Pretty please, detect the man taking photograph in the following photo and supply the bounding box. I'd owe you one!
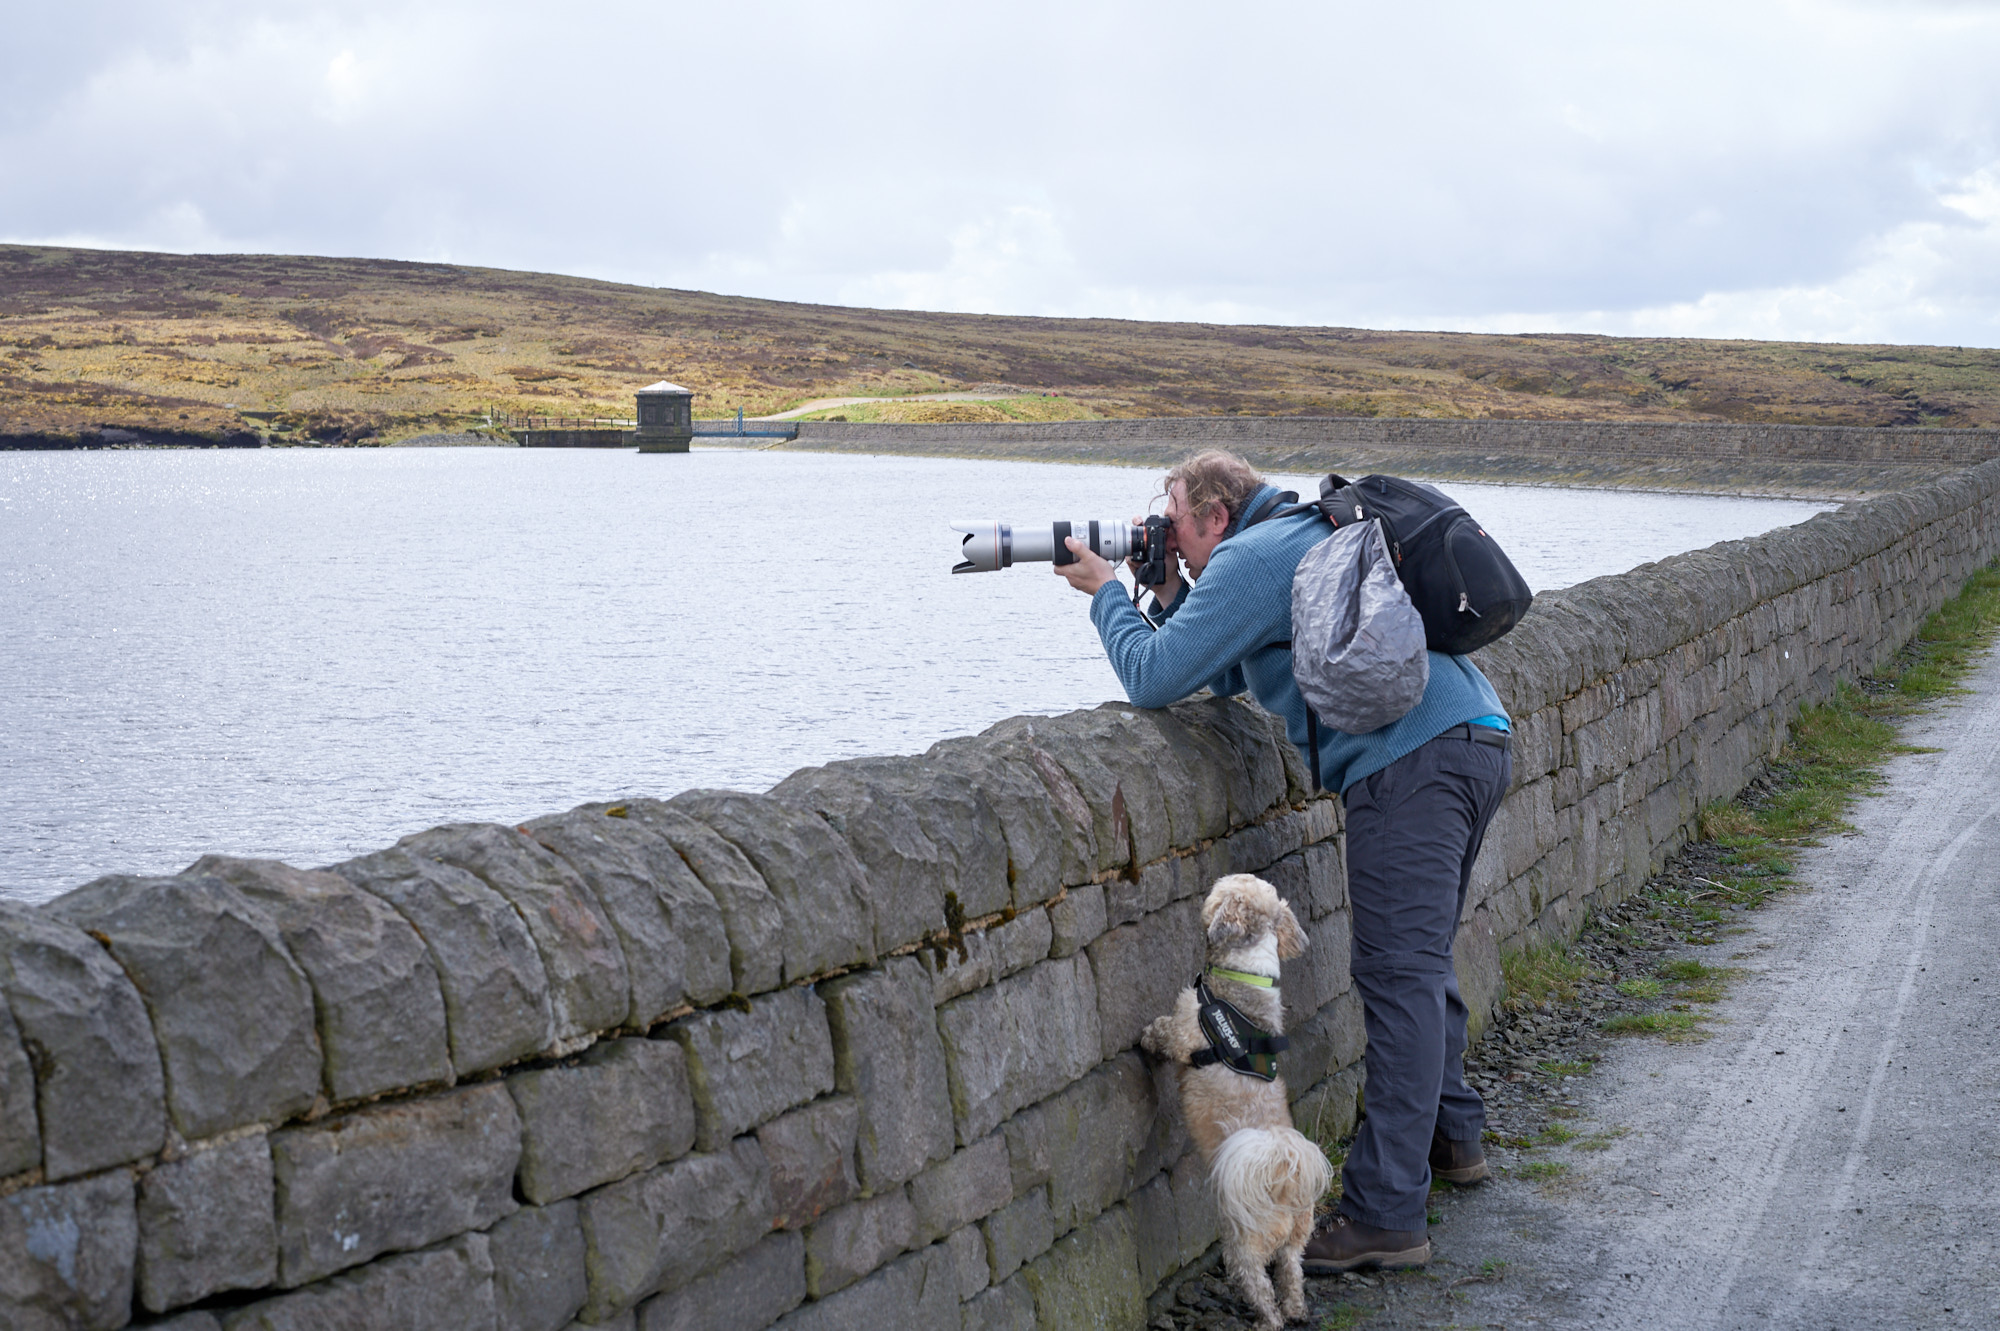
[1053,449,1513,1273]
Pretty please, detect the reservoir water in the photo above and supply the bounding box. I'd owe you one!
[1,448,1834,903]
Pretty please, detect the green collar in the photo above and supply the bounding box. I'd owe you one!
[1207,966,1276,988]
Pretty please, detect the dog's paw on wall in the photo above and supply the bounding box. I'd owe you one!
[1149,875,1333,1329]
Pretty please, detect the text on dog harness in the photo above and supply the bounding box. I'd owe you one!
[1189,974,1289,1081]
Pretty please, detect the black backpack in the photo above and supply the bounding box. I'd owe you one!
[1248,473,1533,654]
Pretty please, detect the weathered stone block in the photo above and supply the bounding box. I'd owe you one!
[1017,1204,1143,1331]
[1045,884,1106,960]
[669,985,836,1152]
[138,1130,276,1313]
[1103,855,1177,931]
[1281,1000,1337,1092]
[46,873,320,1141]
[1166,1149,1219,1271]
[985,714,1156,873]
[331,846,554,1076]
[188,856,453,1103]
[1223,813,1306,880]
[1514,705,1560,780]
[985,905,1052,978]
[942,1223,989,1301]
[0,903,172,1175]
[271,1083,521,1286]
[0,1170,136,1331]
[0,990,39,1177]
[1177,839,1233,903]
[907,1133,1011,1248]
[636,1230,805,1331]
[488,1200,586,1331]
[1281,910,1348,1027]
[1087,898,1202,1060]
[961,1275,1036,1331]
[1003,1054,1172,1235]
[1256,838,1344,924]
[772,1243,956,1331]
[1129,708,1237,842]
[1127,1173,1177,1290]
[1092,704,1211,851]
[929,908,1053,1006]
[1303,839,1346,916]
[222,1231,497,1331]
[666,791,876,981]
[0,906,165,1181]
[980,1187,1053,1284]
[803,1187,915,1296]
[1293,1065,1365,1147]
[921,738,1086,906]
[509,1038,695,1204]
[774,758,1009,950]
[566,1315,632,1331]
[938,956,1100,1145]
[1317,987,1367,1071]
[525,808,734,1015]
[821,957,954,1188]
[587,798,785,996]
[1169,696,1290,827]
[1025,726,1152,871]
[1454,906,1504,1039]
[576,1137,773,1322]
[758,1096,860,1230]
[397,825,630,1042]
[149,1313,222,1330]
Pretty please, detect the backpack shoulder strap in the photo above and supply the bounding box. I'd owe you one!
[1237,489,1299,530]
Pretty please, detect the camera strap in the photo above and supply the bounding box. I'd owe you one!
[1189,974,1288,1081]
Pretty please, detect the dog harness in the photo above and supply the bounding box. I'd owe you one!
[1190,968,1289,1081]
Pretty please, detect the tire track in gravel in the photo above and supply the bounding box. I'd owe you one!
[1315,645,2000,1331]
[1504,645,2000,1331]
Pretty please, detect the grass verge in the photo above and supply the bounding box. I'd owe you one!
[1601,557,2000,1033]
[1697,558,2000,886]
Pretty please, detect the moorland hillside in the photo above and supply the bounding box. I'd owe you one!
[4,244,1997,444]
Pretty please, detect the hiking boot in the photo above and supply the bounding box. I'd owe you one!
[1301,1214,1430,1275]
[1430,1129,1490,1186]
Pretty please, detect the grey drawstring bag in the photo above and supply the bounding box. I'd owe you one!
[1290,520,1429,735]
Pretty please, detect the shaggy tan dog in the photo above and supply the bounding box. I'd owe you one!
[1141,874,1333,1330]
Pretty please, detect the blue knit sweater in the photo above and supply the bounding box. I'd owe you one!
[1088,484,1509,794]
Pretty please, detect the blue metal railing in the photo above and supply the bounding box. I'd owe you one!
[691,408,797,440]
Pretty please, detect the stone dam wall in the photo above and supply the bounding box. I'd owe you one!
[777,417,2000,499]
[4,459,1998,1330]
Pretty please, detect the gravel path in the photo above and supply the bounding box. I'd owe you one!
[1159,646,2000,1331]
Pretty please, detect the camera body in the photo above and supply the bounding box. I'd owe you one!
[952,514,1171,585]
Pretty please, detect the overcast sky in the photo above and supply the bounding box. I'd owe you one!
[4,0,1998,346]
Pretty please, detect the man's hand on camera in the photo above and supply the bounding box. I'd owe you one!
[1054,538,1117,595]
[1131,556,1182,608]
[1128,511,1182,607]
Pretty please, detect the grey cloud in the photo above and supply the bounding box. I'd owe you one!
[2,0,1998,345]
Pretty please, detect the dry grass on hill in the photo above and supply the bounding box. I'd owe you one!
[4,243,1999,444]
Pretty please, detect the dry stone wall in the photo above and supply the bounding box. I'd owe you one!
[791,416,2000,467]
[4,460,1998,1331]
[783,417,2000,498]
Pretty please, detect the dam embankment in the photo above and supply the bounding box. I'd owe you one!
[773,417,2000,499]
[4,459,1998,1330]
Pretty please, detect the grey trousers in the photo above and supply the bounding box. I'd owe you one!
[1336,729,1511,1232]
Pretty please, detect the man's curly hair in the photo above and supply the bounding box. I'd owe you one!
[1163,450,1266,529]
